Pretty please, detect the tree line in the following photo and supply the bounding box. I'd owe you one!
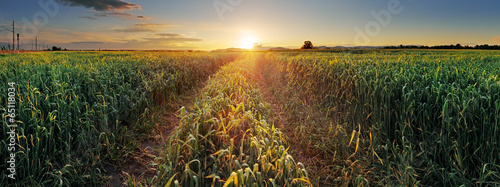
[385,44,500,50]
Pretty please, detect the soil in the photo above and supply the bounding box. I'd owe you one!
[254,54,331,186]
[105,83,206,187]
[106,54,327,186]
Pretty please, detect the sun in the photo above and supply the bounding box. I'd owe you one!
[240,37,259,49]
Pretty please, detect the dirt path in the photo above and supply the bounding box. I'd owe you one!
[255,54,317,172]
[106,82,206,187]
[255,56,287,130]
[255,54,331,186]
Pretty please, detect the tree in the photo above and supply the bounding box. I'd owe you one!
[301,41,313,49]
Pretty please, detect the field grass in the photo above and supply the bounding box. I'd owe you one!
[0,51,237,186]
[154,53,310,186]
[262,49,500,186]
[1,50,499,186]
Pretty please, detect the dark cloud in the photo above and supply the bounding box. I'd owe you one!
[69,41,104,45]
[94,12,133,18]
[79,16,97,20]
[89,12,149,20]
[56,0,140,11]
[136,16,150,19]
[113,23,175,33]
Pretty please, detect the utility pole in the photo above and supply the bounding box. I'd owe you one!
[36,37,37,51]
[12,21,15,51]
[17,34,19,50]
[0,21,15,51]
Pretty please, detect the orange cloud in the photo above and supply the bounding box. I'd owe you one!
[112,23,178,33]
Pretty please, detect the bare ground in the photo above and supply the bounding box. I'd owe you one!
[106,54,330,186]
[105,83,206,187]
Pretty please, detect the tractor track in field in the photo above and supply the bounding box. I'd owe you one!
[255,54,333,186]
[108,54,319,186]
[255,55,320,182]
[255,55,288,130]
[106,82,206,187]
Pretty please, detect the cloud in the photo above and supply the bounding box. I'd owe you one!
[56,0,140,11]
[56,0,144,19]
[144,33,202,43]
[78,12,149,20]
[57,34,202,50]
[136,16,150,19]
[492,36,500,43]
[21,27,122,45]
[79,16,97,20]
[94,11,133,18]
[155,33,184,38]
[0,25,203,50]
[136,23,168,27]
[112,23,177,33]
[69,41,104,45]
[156,33,183,38]
[144,37,202,43]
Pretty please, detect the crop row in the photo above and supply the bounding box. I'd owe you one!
[263,50,500,186]
[156,54,311,186]
[0,52,238,186]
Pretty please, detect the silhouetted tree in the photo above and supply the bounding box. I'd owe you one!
[384,43,500,50]
[301,41,313,49]
[52,46,61,51]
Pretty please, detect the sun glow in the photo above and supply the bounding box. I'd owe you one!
[240,37,259,49]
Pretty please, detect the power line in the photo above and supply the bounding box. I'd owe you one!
[0,21,15,51]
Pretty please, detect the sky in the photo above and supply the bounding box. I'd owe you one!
[0,0,499,50]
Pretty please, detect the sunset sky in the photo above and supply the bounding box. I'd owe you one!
[0,0,499,50]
